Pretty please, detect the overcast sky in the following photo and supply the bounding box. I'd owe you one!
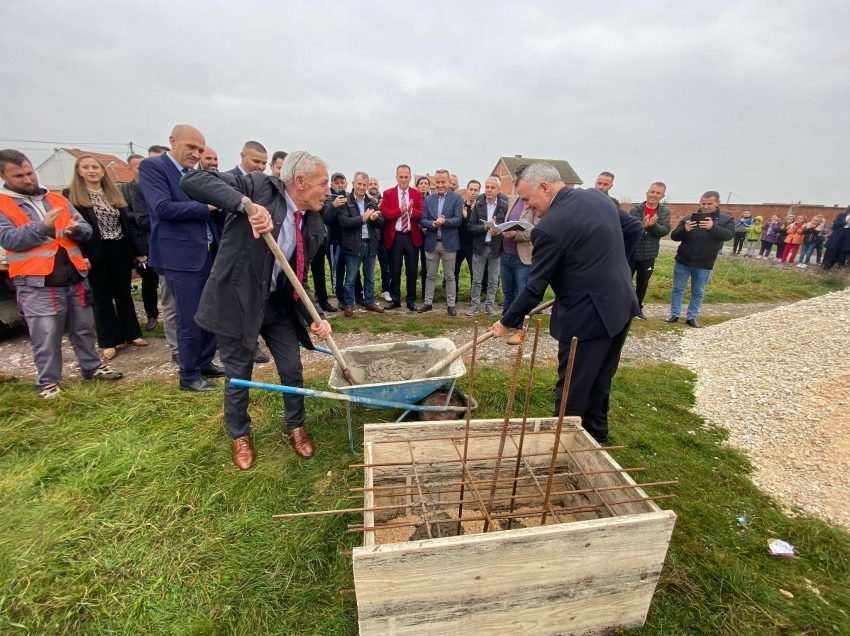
[2,1,848,205]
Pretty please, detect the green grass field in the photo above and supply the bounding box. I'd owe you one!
[2,364,848,635]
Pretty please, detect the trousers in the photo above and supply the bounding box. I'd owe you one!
[217,299,305,439]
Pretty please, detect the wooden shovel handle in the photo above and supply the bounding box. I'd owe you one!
[242,197,356,385]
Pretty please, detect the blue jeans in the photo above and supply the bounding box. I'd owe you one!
[800,241,818,264]
[500,253,529,316]
[343,242,375,307]
[670,261,712,321]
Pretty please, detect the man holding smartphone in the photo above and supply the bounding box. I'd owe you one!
[666,190,734,327]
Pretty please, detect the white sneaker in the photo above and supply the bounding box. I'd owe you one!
[381,291,392,303]
[39,384,61,399]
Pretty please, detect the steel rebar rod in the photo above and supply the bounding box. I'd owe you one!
[508,319,542,529]
[541,336,579,525]
[483,317,528,532]
[450,439,494,529]
[407,441,433,539]
[456,324,479,535]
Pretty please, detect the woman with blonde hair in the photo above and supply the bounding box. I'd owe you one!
[64,155,145,359]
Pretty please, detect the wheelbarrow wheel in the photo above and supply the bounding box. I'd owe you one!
[418,388,471,421]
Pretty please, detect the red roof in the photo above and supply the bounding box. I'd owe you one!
[62,148,134,183]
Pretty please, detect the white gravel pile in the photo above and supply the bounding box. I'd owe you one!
[676,289,850,529]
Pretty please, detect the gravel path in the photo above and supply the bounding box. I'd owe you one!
[676,290,850,530]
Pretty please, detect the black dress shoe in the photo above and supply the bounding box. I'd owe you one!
[686,318,701,328]
[447,306,457,316]
[253,349,270,364]
[406,302,416,311]
[201,363,226,378]
[319,301,338,313]
[144,316,158,331]
[664,316,679,323]
[417,304,433,313]
[180,377,216,392]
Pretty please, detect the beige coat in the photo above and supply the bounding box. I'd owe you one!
[506,195,538,265]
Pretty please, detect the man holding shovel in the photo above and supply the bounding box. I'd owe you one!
[182,151,332,469]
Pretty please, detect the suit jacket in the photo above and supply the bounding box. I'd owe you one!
[120,181,153,257]
[138,154,218,271]
[337,192,384,257]
[468,194,509,255]
[420,191,463,252]
[380,186,423,249]
[225,166,244,176]
[502,187,639,341]
[181,169,326,350]
[504,196,538,265]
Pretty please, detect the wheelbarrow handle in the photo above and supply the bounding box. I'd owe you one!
[241,196,356,385]
[229,378,471,412]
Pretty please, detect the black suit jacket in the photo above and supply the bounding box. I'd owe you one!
[502,187,640,341]
[180,170,326,350]
[468,194,508,255]
[336,193,383,257]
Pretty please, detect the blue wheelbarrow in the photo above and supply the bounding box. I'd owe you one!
[230,337,477,452]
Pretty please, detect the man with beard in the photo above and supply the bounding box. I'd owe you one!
[0,149,122,398]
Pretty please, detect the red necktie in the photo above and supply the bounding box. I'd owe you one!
[400,190,410,232]
[293,210,305,300]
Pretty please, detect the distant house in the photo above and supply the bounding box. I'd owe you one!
[36,148,134,191]
[490,154,583,196]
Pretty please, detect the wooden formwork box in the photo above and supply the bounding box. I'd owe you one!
[352,417,676,636]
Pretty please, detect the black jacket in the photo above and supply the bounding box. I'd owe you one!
[502,187,639,341]
[61,188,138,266]
[337,192,383,257]
[628,202,671,261]
[180,170,326,350]
[322,189,347,245]
[468,194,508,255]
[120,181,153,257]
[670,209,735,270]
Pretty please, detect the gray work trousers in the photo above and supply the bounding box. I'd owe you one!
[470,245,500,310]
[16,281,102,388]
[160,276,178,354]
[217,299,305,439]
[424,242,457,306]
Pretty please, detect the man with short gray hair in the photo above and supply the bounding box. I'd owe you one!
[492,162,641,443]
[182,150,333,468]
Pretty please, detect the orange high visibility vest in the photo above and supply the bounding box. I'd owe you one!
[0,192,89,278]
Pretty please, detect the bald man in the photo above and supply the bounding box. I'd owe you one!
[139,124,224,392]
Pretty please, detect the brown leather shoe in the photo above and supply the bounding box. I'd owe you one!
[365,303,385,313]
[506,330,525,346]
[343,306,354,317]
[231,435,255,470]
[287,426,314,459]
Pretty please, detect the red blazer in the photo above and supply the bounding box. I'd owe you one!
[380,186,423,249]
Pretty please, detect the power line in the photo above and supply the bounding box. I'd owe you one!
[0,137,140,147]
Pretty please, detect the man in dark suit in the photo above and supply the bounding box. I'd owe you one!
[181,151,332,468]
[138,124,224,392]
[493,163,642,443]
[418,169,463,315]
[226,140,267,177]
[466,176,507,315]
[380,164,423,311]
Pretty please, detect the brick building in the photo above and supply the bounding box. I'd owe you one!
[490,155,583,196]
[36,147,134,191]
[664,202,847,227]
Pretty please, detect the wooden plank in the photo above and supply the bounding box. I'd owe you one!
[363,417,582,444]
[354,510,676,636]
[363,443,376,547]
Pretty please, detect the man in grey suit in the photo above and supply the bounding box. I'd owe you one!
[418,169,463,315]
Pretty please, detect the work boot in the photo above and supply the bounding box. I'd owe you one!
[506,330,524,346]
[288,426,314,459]
[231,435,255,470]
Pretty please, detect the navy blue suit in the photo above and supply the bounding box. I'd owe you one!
[502,187,640,442]
[138,154,218,381]
[420,191,463,252]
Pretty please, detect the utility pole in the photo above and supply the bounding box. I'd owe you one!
[128,141,135,156]
[726,191,733,204]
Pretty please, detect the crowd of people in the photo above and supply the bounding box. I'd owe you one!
[2,126,848,470]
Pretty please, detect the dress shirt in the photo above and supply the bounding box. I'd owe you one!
[436,193,445,240]
[485,198,497,243]
[271,190,297,290]
[395,187,411,232]
[356,196,369,239]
